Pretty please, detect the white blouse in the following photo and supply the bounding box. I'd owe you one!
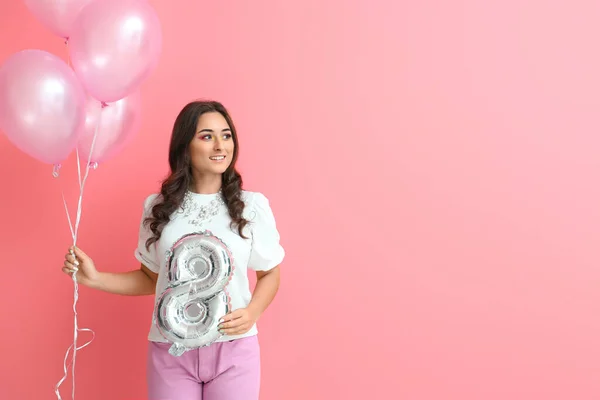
[135,190,285,343]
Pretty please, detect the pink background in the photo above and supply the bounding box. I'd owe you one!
[1,1,600,399]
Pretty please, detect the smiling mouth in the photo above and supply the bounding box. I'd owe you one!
[209,155,226,161]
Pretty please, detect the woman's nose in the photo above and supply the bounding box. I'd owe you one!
[213,138,223,151]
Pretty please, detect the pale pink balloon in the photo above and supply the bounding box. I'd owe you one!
[24,0,96,39]
[77,91,142,164]
[69,0,162,103]
[0,50,86,165]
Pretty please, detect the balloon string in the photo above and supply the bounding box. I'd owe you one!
[76,149,82,190]
[54,106,103,400]
[65,38,82,188]
[65,39,72,68]
[66,37,81,191]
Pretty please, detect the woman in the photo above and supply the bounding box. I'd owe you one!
[62,100,285,400]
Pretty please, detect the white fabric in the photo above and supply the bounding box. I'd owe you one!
[134,190,285,343]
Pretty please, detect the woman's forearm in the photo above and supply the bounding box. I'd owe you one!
[91,269,156,296]
[247,266,280,318]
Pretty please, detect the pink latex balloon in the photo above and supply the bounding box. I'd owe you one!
[24,0,96,39]
[0,50,86,165]
[69,0,162,103]
[77,91,142,164]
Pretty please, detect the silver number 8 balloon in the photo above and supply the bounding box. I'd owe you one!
[154,231,234,356]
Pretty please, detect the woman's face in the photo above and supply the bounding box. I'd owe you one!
[189,111,235,176]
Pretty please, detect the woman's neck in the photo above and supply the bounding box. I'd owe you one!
[189,173,222,194]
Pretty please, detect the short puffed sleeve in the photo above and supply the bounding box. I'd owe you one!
[134,194,160,273]
[247,192,285,271]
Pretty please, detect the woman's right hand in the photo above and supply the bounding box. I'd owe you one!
[62,246,100,288]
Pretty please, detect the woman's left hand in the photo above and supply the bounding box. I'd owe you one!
[219,307,259,336]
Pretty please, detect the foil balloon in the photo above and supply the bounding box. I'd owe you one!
[155,231,234,356]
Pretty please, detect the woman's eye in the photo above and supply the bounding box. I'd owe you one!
[223,133,232,139]
[201,134,212,140]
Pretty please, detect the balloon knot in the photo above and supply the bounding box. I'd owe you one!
[52,164,62,178]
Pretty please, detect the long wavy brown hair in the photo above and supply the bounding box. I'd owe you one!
[144,100,248,249]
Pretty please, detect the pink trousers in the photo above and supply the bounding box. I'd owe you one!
[146,336,261,400]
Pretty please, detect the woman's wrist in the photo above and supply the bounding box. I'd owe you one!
[86,271,104,290]
[246,302,263,322]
